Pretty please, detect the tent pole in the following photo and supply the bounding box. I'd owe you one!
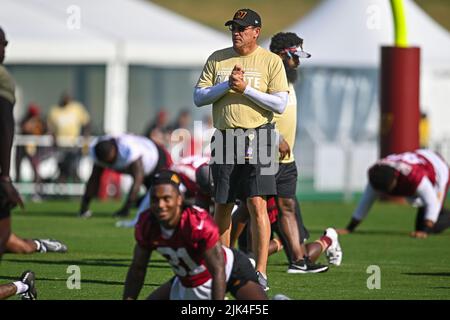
[104,43,128,134]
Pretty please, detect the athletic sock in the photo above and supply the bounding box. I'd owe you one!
[33,240,42,252]
[13,281,29,294]
[320,235,332,250]
[273,238,283,252]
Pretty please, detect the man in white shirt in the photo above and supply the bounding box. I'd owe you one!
[79,134,172,218]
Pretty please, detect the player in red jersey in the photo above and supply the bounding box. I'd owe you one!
[115,155,212,228]
[169,155,212,210]
[123,170,267,300]
[231,197,340,270]
[339,149,450,238]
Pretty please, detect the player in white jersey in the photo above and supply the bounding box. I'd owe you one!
[116,155,211,228]
[79,134,172,218]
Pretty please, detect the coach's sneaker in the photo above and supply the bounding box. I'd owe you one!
[287,256,329,274]
[324,227,343,266]
[256,271,269,292]
[35,239,68,253]
[19,270,37,300]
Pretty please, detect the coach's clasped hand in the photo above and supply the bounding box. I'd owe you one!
[229,64,247,93]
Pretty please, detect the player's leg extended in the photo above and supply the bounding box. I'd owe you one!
[306,228,342,266]
[5,233,38,254]
[305,240,328,262]
[0,283,17,300]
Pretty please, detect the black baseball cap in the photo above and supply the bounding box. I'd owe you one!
[225,9,262,28]
[153,170,181,189]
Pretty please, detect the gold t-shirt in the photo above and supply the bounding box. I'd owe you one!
[48,101,90,144]
[273,83,297,163]
[0,65,16,105]
[196,46,289,129]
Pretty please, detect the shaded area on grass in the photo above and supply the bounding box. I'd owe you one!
[2,258,170,269]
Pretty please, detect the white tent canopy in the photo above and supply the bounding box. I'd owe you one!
[1,0,230,134]
[278,0,450,67]
[2,0,116,64]
[17,0,230,67]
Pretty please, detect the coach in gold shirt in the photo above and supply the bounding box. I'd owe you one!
[194,9,289,291]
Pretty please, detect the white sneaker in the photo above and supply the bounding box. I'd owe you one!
[324,228,343,266]
[36,239,68,253]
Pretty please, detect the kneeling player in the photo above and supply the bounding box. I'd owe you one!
[123,171,267,300]
[231,197,342,272]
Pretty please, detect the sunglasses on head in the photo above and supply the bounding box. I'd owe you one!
[228,24,254,32]
[284,47,311,59]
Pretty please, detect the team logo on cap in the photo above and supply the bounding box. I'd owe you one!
[234,10,248,20]
[171,174,180,184]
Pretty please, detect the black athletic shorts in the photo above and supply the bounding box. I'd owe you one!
[226,248,259,296]
[275,161,298,198]
[210,123,277,203]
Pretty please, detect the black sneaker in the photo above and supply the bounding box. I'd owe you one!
[256,271,269,291]
[35,239,68,253]
[287,257,329,274]
[19,270,37,300]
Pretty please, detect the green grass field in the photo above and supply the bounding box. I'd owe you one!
[1,199,450,300]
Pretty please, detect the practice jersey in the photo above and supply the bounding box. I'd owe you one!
[196,46,289,129]
[378,150,448,197]
[0,65,15,105]
[273,83,297,163]
[266,196,279,224]
[90,134,159,176]
[135,205,225,287]
[170,155,209,198]
[353,149,450,223]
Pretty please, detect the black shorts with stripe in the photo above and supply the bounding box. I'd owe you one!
[226,248,259,296]
[210,123,277,203]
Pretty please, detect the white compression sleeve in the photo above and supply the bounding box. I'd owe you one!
[193,82,230,107]
[416,177,441,223]
[243,86,288,114]
[352,184,378,221]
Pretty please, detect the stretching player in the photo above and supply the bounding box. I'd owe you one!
[79,133,172,218]
[339,149,450,238]
[231,197,342,272]
[123,171,268,300]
